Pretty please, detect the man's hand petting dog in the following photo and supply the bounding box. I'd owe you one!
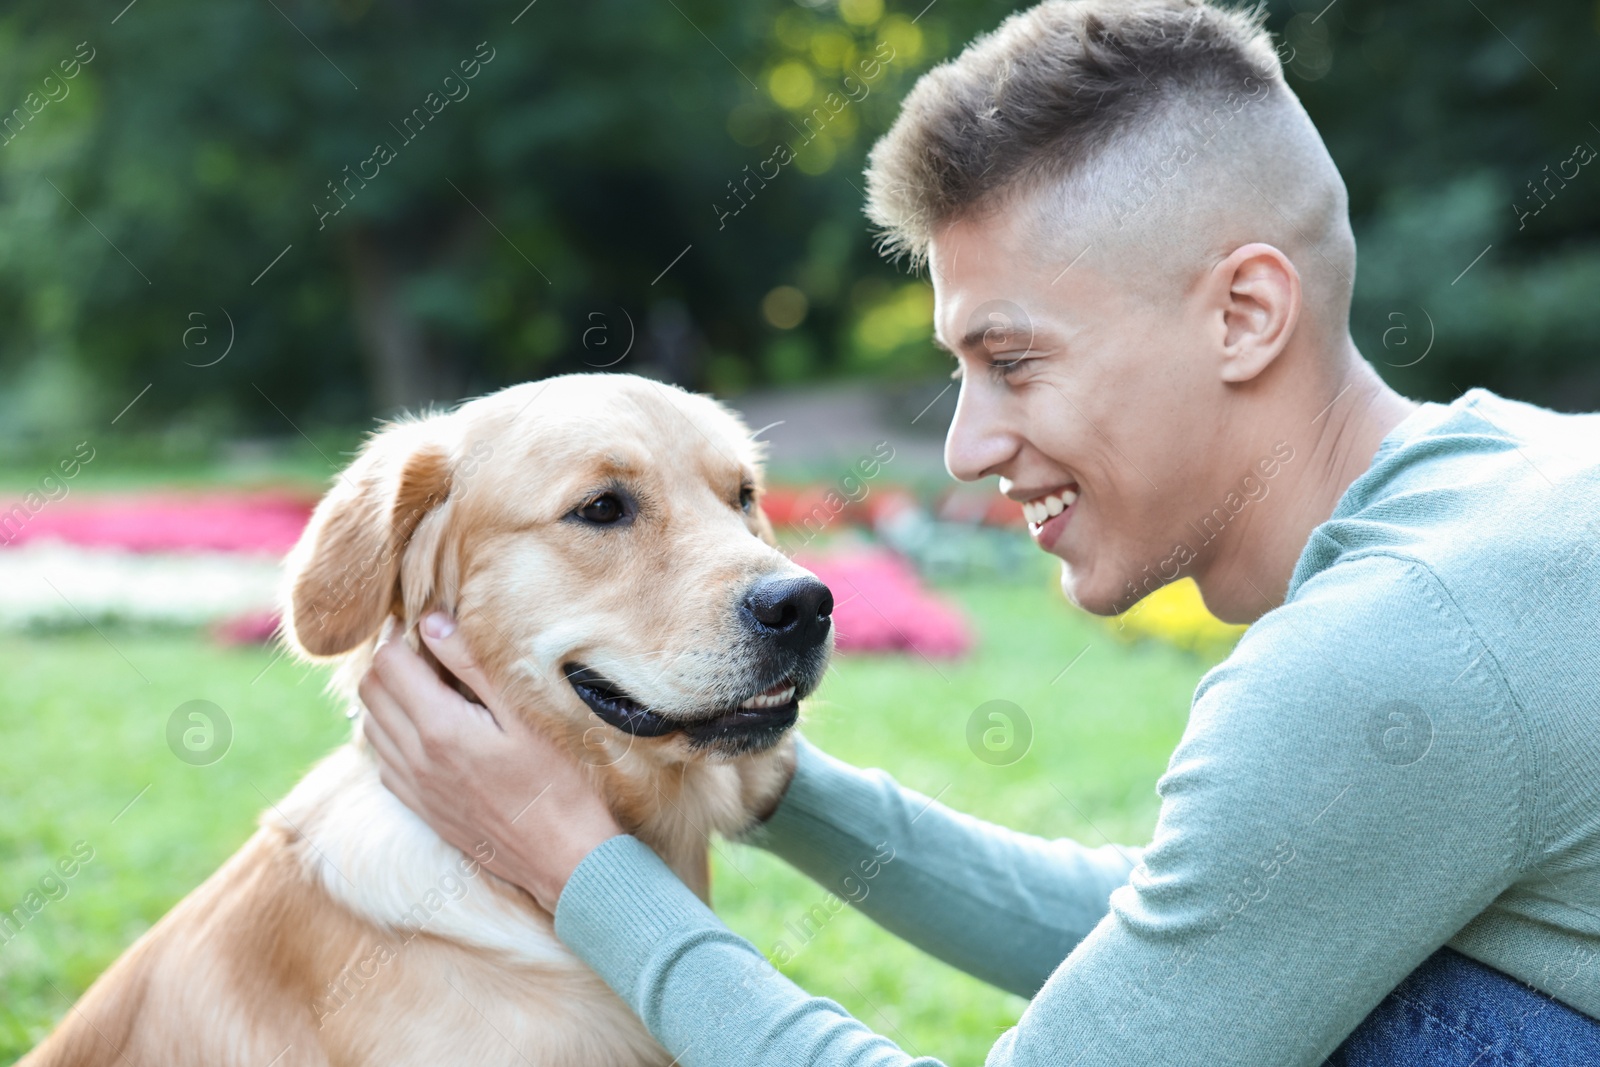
[359,611,624,914]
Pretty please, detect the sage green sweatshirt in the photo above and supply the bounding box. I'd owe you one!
[554,388,1600,1065]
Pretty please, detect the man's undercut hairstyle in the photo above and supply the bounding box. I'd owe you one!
[866,0,1356,327]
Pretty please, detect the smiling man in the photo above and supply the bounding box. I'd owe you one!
[359,1,1600,1064]
[902,0,1409,626]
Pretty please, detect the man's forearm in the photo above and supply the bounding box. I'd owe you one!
[741,738,1139,998]
[557,835,943,1066]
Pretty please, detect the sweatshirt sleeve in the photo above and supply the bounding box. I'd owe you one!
[554,552,1531,1067]
[737,736,1140,998]
[556,834,941,1066]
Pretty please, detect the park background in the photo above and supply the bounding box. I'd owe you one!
[2,0,1597,1060]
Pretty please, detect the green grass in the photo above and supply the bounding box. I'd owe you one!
[0,577,1223,1064]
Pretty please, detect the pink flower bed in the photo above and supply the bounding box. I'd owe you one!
[1,492,972,659]
[797,549,971,659]
[0,492,315,554]
[215,550,972,657]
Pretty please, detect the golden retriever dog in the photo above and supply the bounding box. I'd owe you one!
[24,373,834,1066]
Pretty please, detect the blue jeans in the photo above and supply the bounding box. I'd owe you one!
[1327,946,1600,1066]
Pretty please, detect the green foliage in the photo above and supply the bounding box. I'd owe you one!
[0,0,969,438]
[0,0,1595,441]
[0,578,1212,1062]
[1281,0,1600,406]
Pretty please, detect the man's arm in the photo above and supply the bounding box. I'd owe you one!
[554,553,1530,1066]
[740,737,1140,998]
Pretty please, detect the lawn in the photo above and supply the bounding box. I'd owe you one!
[0,574,1224,1064]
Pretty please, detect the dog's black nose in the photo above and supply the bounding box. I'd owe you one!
[742,575,833,651]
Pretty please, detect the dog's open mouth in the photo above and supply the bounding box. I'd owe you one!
[563,663,800,747]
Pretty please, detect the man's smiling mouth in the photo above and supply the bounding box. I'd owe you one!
[1020,484,1079,528]
[563,663,799,745]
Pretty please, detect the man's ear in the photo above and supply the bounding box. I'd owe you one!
[282,418,454,658]
[1213,242,1301,383]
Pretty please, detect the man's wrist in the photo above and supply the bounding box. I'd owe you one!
[535,811,624,913]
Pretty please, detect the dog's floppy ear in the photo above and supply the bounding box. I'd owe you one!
[282,418,453,658]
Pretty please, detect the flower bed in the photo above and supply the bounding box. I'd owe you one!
[0,490,974,658]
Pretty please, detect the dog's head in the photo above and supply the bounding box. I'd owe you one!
[281,374,831,775]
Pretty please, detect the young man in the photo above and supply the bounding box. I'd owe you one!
[360,1,1600,1062]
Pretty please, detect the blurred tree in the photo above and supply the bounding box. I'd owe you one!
[0,0,1594,442]
[1277,0,1600,407]
[0,0,963,434]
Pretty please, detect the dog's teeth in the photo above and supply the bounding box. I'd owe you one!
[1044,494,1064,517]
[739,686,796,710]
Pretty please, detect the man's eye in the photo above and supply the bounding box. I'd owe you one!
[576,492,625,525]
[989,357,1026,379]
[739,485,756,513]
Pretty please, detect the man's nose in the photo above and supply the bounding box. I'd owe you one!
[945,380,1018,482]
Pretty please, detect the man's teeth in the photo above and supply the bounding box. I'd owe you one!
[1022,489,1078,526]
[740,684,796,710]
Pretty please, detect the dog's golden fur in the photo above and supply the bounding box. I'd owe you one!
[24,374,823,1066]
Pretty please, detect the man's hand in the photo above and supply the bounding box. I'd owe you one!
[358,612,623,913]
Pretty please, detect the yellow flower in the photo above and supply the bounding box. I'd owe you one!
[1104,577,1246,658]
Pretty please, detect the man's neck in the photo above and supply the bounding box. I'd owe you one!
[1198,351,1419,624]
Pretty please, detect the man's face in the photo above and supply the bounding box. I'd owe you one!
[932,207,1227,615]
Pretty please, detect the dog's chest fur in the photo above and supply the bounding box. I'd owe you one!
[262,743,753,1066]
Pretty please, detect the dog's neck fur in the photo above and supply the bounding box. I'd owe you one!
[297,635,788,965]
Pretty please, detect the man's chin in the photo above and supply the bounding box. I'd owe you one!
[1056,561,1128,618]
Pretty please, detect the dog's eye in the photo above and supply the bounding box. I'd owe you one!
[576,493,625,525]
[739,485,756,514]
